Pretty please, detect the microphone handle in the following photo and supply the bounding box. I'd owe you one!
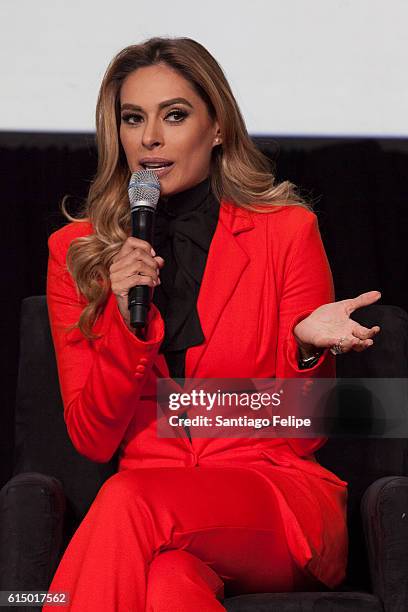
[128,206,156,329]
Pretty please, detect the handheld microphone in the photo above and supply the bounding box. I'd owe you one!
[127,170,161,329]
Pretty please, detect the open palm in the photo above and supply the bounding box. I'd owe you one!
[294,291,381,354]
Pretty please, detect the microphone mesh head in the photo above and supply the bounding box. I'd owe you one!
[128,170,161,211]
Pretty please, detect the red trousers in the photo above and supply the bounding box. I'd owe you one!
[43,466,318,611]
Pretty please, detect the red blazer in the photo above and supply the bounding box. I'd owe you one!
[47,199,348,588]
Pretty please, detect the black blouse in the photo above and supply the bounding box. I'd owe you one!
[152,176,220,382]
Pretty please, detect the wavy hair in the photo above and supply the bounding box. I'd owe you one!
[61,36,312,338]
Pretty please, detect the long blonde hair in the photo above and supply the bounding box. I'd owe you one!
[61,36,311,339]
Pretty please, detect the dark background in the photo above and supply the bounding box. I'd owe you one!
[1,133,407,490]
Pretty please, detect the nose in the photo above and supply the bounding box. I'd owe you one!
[142,118,163,149]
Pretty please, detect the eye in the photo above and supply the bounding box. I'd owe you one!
[165,109,188,122]
[121,113,142,125]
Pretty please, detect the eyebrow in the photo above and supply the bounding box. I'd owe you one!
[120,97,194,112]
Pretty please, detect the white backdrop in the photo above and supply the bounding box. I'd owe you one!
[1,0,406,136]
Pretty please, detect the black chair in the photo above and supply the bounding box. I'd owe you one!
[1,296,408,611]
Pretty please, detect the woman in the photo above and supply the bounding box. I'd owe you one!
[44,37,380,611]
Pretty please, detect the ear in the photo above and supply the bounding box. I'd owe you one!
[212,121,222,147]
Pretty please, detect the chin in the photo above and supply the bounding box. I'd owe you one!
[159,178,184,197]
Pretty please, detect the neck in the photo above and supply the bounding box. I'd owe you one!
[158,176,212,216]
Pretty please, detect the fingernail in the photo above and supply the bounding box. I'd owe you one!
[151,248,156,256]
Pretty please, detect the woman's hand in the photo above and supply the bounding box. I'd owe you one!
[293,290,382,356]
[109,237,165,328]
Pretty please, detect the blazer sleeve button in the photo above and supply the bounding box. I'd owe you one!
[135,364,146,373]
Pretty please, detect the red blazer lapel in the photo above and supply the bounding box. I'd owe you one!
[152,199,255,382]
[185,199,254,380]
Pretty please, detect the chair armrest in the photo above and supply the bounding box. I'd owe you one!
[361,475,408,612]
[0,472,66,591]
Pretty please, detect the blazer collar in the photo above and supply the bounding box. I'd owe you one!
[218,197,255,235]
